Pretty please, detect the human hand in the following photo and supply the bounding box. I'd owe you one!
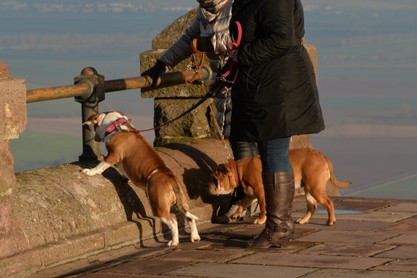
[141,60,166,87]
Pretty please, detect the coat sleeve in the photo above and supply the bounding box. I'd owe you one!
[238,0,296,66]
[159,17,202,68]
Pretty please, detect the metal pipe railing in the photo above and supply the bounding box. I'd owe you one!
[26,66,212,103]
[25,65,213,161]
[26,82,92,103]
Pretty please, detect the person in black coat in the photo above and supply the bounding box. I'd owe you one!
[228,0,325,248]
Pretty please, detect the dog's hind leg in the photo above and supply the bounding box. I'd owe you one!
[185,212,201,243]
[308,180,336,225]
[296,191,317,224]
[160,216,179,246]
[315,195,335,226]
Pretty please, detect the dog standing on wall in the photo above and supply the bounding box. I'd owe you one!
[81,111,200,246]
[209,148,352,226]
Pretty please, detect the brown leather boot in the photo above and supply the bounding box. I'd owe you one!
[249,171,295,248]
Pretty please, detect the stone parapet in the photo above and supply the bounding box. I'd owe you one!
[0,139,229,277]
[140,9,217,146]
[0,60,27,193]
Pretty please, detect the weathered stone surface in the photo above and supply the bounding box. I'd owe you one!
[0,142,16,193]
[0,195,30,258]
[153,98,217,146]
[0,60,27,194]
[153,9,198,50]
[0,77,27,140]
[10,163,144,252]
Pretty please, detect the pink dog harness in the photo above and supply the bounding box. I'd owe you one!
[104,117,128,138]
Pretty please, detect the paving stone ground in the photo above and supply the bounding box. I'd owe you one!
[33,196,417,278]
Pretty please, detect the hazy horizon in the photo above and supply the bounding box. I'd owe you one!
[2,0,417,200]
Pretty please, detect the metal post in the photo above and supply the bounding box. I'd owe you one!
[74,67,105,162]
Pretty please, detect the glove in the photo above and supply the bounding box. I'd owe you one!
[196,36,213,53]
[141,60,166,87]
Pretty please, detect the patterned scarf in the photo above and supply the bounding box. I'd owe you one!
[197,0,229,25]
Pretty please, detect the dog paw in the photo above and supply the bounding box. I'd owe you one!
[81,169,96,176]
[253,217,266,225]
[296,218,308,225]
[191,235,201,243]
[167,240,179,247]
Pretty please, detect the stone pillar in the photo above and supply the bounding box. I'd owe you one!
[140,9,217,146]
[0,60,27,193]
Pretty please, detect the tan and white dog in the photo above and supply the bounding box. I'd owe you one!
[209,148,351,226]
[82,111,200,246]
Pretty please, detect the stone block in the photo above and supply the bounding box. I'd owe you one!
[0,251,42,277]
[153,98,216,146]
[0,142,16,193]
[152,9,198,50]
[35,233,105,267]
[103,222,141,247]
[0,60,27,140]
[0,195,30,259]
[0,60,27,193]
[11,163,134,250]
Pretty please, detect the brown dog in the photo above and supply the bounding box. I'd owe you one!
[209,148,351,226]
[82,111,200,246]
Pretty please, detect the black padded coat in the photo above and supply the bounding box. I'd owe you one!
[229,0,325,142]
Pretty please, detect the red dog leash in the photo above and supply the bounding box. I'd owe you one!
[216,21,242,86]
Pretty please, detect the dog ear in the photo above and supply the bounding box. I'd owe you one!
[83,114,99,126]
[122,115,130,121]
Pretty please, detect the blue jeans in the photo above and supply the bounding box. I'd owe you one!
[231,137,291,172]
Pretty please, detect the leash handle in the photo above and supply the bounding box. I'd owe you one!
[184,38,207,84]
[230,21,243,50]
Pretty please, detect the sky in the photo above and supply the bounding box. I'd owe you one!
[2,0,417,199]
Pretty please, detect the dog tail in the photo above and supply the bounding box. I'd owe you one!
[172,177,199,221]
[325,156,352,188]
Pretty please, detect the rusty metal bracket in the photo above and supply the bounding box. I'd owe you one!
[74,67,105,105]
